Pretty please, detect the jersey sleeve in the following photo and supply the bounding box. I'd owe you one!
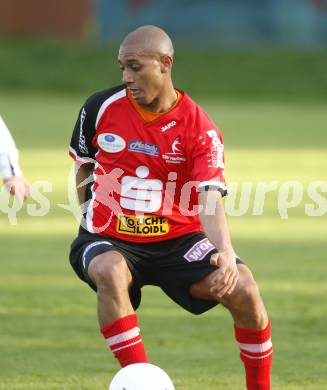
[189,112,227,197]
[69,97,98,164]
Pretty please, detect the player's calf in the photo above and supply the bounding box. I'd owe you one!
[223,265,272,390]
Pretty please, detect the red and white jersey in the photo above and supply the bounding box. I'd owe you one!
[69,85,227,243]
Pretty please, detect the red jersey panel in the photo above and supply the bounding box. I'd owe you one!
[69,85,227,242]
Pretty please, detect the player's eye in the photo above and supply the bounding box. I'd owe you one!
[131,64,141,71]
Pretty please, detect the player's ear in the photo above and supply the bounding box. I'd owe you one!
[160,55,173,73]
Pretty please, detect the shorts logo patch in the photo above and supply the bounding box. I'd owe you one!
[117,214,169,236]
[183,238,215,262]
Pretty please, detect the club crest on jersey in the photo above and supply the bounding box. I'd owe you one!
[98,133,126,153]
[128,140,159,157]
[183,238,215,262]
[162,137,186,164]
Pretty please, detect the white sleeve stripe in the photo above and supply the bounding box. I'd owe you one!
[198,181,227,190]
[95,89,127,129]
[69,146,95,163]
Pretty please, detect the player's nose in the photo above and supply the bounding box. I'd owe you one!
[122,70,134,85]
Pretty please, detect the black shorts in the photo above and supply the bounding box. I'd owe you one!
[69,231,243,315]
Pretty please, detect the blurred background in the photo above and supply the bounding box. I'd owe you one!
[0,1,326,389]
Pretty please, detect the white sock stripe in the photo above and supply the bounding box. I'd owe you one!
[106,327,140,347]
[241,350,273,360]
[111,339,142,353]
[238,339,272,353]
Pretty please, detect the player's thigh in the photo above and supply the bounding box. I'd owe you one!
[87,250,133,290]
[70,234,134,289]
[70,234,144,309]
[190,263,256,303]
[152,233,223,314]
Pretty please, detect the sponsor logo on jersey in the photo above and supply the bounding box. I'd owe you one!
[120,166,163,212]
[161,120,176,132]
[98,133,126,153]
[206,129,224,169]
[117,214,169,236]
[209,148,224,169]
[162,137,186,164]
[183,238,215,262]
[128,140,159,157]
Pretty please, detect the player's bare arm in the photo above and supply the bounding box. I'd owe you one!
[75,162,93,206]
[198,190,239,298]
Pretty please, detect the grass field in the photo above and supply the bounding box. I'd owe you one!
[0,66,326,388]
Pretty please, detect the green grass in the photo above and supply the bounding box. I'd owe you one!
[0,39,327,102]
[0,91,326,389]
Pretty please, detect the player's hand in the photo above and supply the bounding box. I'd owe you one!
[209,248,239,299]
[4,176,30,203]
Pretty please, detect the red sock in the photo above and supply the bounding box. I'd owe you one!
[234,321,272,390]
[101,314,148,367]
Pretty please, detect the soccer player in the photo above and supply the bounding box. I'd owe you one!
[0,115,30,202]
[69,26,272,389]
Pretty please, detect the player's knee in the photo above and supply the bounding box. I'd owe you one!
[222,267,260,310]
[89,252,130,292]
[237,279,260,308]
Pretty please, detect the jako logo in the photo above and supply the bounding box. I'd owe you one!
[161,121,176,132]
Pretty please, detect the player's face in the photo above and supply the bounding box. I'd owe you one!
[118,46,166,107]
